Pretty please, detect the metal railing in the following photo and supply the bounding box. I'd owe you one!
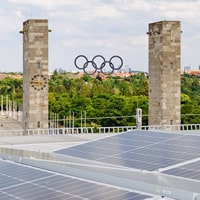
[0,124,200,137]
[140,124,200,132]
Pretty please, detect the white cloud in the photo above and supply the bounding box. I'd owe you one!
[8,0,72,9]
[0,0,200,72]
[119,0,152,12]
[94,6,122,19]
[154,1,200,22]
[0,9,22,33]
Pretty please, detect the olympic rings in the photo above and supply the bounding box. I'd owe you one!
[74,55,123,75]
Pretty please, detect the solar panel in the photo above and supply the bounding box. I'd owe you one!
[163,160,200,181]
[0,159,152,200]
[55,130,200,171]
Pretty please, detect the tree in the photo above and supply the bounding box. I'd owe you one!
[2,71,200,127]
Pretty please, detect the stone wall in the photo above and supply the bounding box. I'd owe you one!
[22,19,49,130]
[148,21,181,126]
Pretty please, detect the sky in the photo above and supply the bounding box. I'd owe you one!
[0,0,200,73]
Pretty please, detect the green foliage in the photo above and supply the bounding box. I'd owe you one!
[181,73,200,124]
[181,73,200,97]
[47,72,200,126]
[2,72,200,126]
[0,77,23,109]
[46,72,149,127]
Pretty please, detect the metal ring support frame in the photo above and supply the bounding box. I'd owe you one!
[74,55,123,75]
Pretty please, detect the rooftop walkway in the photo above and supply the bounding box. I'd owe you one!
[0,114,22,130]
[0,134,107,152]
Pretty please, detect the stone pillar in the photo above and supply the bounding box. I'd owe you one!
[20,19,50,130]
[148,21,181,127]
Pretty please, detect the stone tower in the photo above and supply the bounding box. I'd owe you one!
[20,19,50,130]
[148,21,181,127]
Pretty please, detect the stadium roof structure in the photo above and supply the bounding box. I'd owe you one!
[0,130,200,200]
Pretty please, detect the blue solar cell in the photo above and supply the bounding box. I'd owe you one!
[0,160,51,182]
[163,160,200,181]
[0,192,17,200]
[98,156,163,171]
[74,186,144,200]
[116,151,179,167]
[158,141,200,154]
[133,147,193,160]
[55,130,200,172]
[0,159,152,200]
[0,174,23,189]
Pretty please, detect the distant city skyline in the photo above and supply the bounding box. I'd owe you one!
[0,0,200,72]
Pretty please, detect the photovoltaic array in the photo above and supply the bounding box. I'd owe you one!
[163,160,200,181]
[55,130,200,177]
[0,159,152,200]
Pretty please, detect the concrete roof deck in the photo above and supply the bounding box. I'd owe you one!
[0,134,109,152]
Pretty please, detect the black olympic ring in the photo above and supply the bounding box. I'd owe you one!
[74,55,123,75]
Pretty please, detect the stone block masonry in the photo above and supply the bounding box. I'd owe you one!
[21,19,50,130]
[148,21,181,126]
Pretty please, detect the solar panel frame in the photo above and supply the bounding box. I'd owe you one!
[0,159,152,200]
[163,160,200,181]
[0,130,200,200]
[55,130,200,172]
[0,140,200,200]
